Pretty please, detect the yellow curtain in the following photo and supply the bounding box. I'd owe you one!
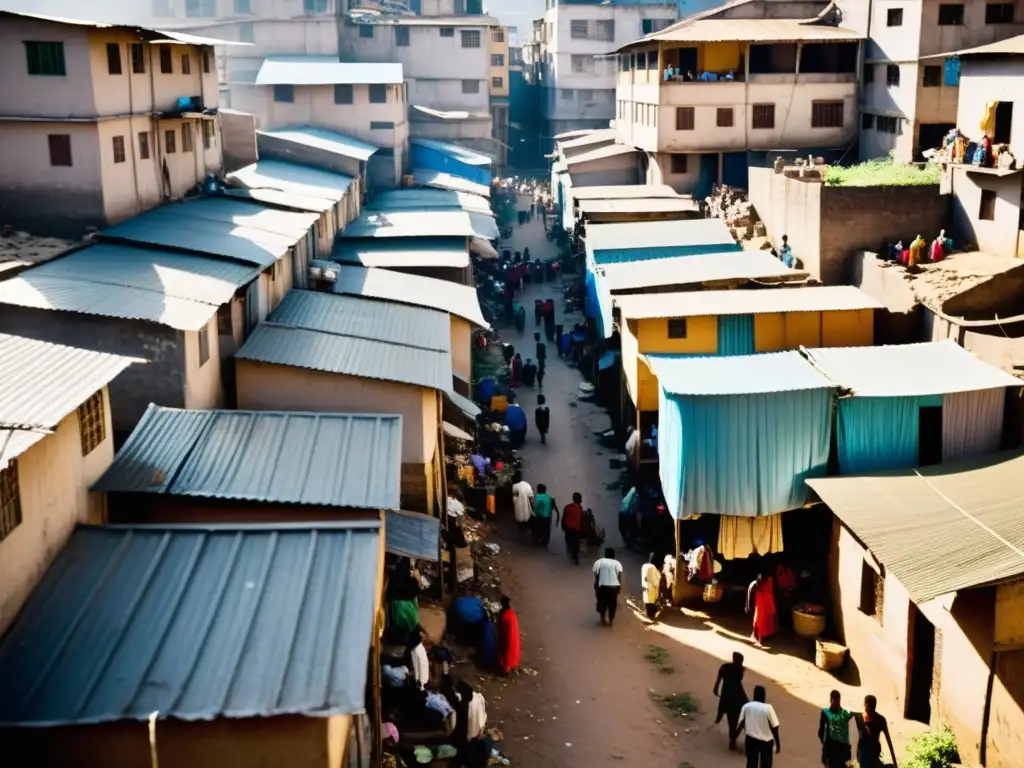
[717,515,784,560]
[980,101,998,136]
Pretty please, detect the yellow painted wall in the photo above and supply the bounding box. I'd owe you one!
[754,310,874,352]
[621,319,640,403]
[996,581,1024,647]
[700,42,742,72]
[0,389,113,635]
[183,316,224,411]
[822,309,874,347]
[635,315,717,412]
[450,316,473,384]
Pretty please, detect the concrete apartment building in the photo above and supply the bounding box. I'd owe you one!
[0,12,228,235]
[856,0,1024,161]
[536,0,682,138]
[489,23,511,167]
[614,1,863,195]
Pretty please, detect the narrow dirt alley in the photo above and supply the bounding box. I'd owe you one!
[476,196,926,768]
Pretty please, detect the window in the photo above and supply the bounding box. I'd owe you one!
[886,64,900,86]
[202,120,213,149]
[370,120,395,129]
[886,7,903,25]
[440,27,455,37]
[186,0,216,16]
[203,49,211,73]
[491,53,505,66]
[596,20,615,41]
[923,65,941,87]
[165,129,176,153]
[675,106,694,130]
[667,318,688,338]
[579,89,595,102]
[938,3,964,25]
[670,154,688,174]
[980,189,997,220]
[811,100,844,128]
[492,76,503,88]
[77,390,106,456]
[461,30,481,48]
[561,89,574,101]
[461,79,480,94]
[198,325,210,367]
[395,26,410,46]
[181,53,191,75]
[235,0,251,12]
[138,131,151,159]
[0,461,21,543]
[570,20,589,39]
[335,84,353,104]
[571,54,593,73]
[859,560,884,624]
[112,135,126,163]
[159,45,173,74]
[642,18,671,34]
[877,115,900,134]
[274,84,294,102]
[360,24,374,38]
[491,27,505,43]
[106,43,122,75]
[986,3,1015,23]
[752,103,775,129]
[304,0,328,11]
[238,23,254,43]
[863,63,874,84]
[24,41,66,76]
[182,124,193,152]
[716,107,734,128]
[862,113,875,130]
[369,83,388,102]
[130,42,146,73]
[48,134,72,166]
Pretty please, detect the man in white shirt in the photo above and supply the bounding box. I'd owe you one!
[592,547,624,626]
[735,685,782,767]
[511,471,534,534]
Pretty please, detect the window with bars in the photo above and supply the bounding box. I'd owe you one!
[182,124,193,152]
[570,20,589,39]
[571,54,593,73]
[139,131,151,159]
[369,84,388,102]
[876,115,900,134]
[112,135,126,163]
[461,30,481,48]
[107,43,122,75]
[0,461,21,543]
[131,42,146,73]
[491,53,504,66]
[670,154,688,174]
[886,64,900,86]
[752,103,775,129]
[78,390,106,456]
[596,20,615,41]
[25,41,66,76]
[887,7,903,25]
[159,45,173,74]
[48,134,72,166]
[923,66,942,87]
[165,129,176,153]
[202,120,213,149]
[811,100,844,128]
[938,3,964,24]
[440,27,455,37]
[716,107,734,127]
[667,318,688,338]
[986,3,1015,23]
[491,28,505,43]
[492,76,503,88]
[676,106,694,130]
[182,53,191,74]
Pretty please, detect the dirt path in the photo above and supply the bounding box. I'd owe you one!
[478,197,926,768]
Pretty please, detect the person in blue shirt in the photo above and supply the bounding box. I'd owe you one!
[779,234,795,268]
[505,401,527,447]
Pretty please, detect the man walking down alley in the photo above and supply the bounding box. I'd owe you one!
[736,685,782,768]
[593,547,624,626]
[561,492,583,565]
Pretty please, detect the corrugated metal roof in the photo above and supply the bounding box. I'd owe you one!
[804,341,1021,397]
[578,197,698,215]
[159,198,320,240]
[237,324,452,391]
[0,10,248,46]
[386,510,441,561]
[623,18,862,49]
[256,56,404,85]
[599,250,806,292]
[564,144,639,166]
[332,264,490,328]
[586,218,737,254]
[553,129,596,140]
[806,451,1024,602]
[923,33,1024,58]
[368,189,493,216]
[559,130,618,150]
[445,389,482,418]
[0,333,140,464]
[616,286,882,319]
[0,274,220,331]
[94,405,401,509]
[333,237,470,269]
[269,290,450,352]
[412,170,491,198]
[229,159,354,205]
[259,127,380,161]
[224,187,334,214]
[570,184,678,202]
[342,209,498,240]
[646,351,835,396]
[0,521,380,726]
[411,138,494,167]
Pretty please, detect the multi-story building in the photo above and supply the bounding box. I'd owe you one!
[614,6,863,194]
[0,11,228,235]
[856,0,1024,161]
[536,0,683,139]
[489,24,510,167]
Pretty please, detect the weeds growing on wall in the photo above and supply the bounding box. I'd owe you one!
[823,155,943,187]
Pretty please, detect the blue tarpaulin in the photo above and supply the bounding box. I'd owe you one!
[717,314,755,355]
[837,396,921,474]
[944,57,961,87]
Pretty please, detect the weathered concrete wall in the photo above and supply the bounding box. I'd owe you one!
[220,109,258,174]
[949,166,1024,259]
[256,132,363,180]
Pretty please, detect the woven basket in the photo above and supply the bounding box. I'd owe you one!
[815,639,848,671]
[703,582,724,603]
[792,607,826,638]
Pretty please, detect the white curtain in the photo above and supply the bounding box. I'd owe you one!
[942,388,1006,462]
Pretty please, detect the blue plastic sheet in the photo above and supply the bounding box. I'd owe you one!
[837,396,920,474]
[717,314,755,356]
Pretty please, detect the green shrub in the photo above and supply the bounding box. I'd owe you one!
[902,724,959,768]
[822,154,942,187]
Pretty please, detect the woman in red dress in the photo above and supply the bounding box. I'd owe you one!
[496,596,521,674]
[746,573,778,647]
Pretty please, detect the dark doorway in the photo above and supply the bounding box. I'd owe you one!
[995,101,1014,144]
[916,123,955,160]
[919,405,943,465]
[677,47,698,74]
[906,604,936,723]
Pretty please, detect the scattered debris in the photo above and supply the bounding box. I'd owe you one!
[657,692,700,717]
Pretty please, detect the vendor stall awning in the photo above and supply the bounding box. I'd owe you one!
[646,351,835,396]
[807,451,1024,603]
[446,389,482,418]
[443,421,474,441]
[386,509,441,561]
